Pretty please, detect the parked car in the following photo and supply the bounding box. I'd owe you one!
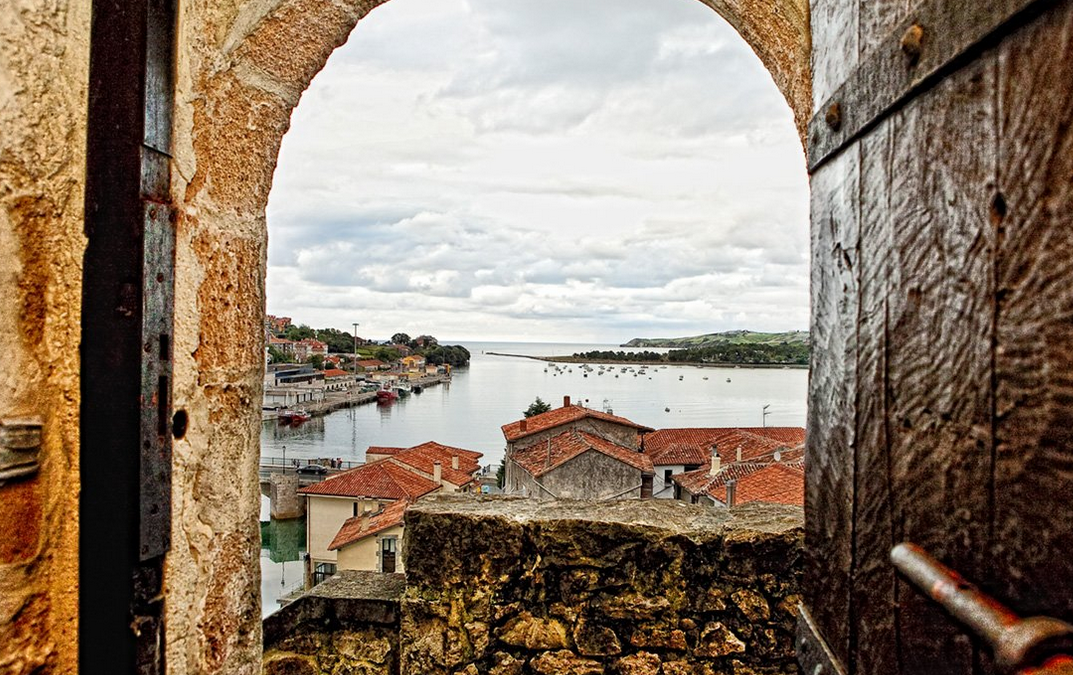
[296,464,328,475]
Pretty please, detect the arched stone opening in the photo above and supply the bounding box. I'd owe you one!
[175,0,810,671]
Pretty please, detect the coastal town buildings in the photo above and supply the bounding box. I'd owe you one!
[293,338,329,361]
[299,442,482,580]
[502,397,655,499]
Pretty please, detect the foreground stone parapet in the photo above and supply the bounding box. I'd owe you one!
[263,571,406,675]
[400,495,803,675]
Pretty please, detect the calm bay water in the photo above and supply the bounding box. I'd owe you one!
[259,341,808,615]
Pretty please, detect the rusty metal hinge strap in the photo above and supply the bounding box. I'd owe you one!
[808,0,1057,172]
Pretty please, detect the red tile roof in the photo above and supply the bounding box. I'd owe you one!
[709,462,804,506]
[512,430,653,478]
[645,427,804,466]
[328,499,410,550]
[298,461,439,500]
[502,404,654,442]
[366,446,405,457]
[387,441,483,487]
[356,359,386,368]
[322,368,349,378]
[673,459,804,507]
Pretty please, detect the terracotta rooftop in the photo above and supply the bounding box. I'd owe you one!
[708,462,804,506]
[298,461,439,500]
[502,404,654,442]
[511,429,654,478]
[366,446,405,457]
[328,499,410,551]
[322,368,349,378]
[356,359,385,367]
[673,459,805,507]
[645,427,805,466]
[387,441,483,487]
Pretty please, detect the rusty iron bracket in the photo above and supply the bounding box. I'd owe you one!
[809,0,1057,172]
[892,542,1073,674]
[797,602,849,675]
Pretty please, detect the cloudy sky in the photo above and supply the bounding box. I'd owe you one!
[265,0,809,344]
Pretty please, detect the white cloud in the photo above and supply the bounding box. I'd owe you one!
[265,0,809,342]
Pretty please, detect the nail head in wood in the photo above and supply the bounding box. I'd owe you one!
[901,24,925,63]
[825,103,842,131]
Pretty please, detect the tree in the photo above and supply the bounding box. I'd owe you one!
[307,354,325,370]
[496,463,505,489]
[524,397,552,418]
[374,346,400,363]
[391,332,411,346]
[267,345,288,364]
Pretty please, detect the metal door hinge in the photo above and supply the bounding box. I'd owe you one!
[892,542,1073,674]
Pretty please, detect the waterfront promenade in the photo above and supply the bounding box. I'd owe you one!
[261,373,451,421]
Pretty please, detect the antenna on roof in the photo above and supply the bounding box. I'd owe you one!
[762,404,771,428]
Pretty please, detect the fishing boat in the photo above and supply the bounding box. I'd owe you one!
[290,410,311,423]
[376,385,398,403]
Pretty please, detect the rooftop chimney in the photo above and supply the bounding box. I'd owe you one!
[563,395,571,407]
[708,448,721,476]
[519,419,528,432]
[451,455,459,470]
[433,461,442,484]
[726,479,737,508]
[736,446,743,463]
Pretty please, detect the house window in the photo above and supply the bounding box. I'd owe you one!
[313,562,336,586]
[381,537,398,573]
[663,469,673,487]
[353,502,358,517]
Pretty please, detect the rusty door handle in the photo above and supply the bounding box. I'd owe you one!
[892,543,1073,675]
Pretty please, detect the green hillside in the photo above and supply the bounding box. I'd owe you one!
[621,330,809,349]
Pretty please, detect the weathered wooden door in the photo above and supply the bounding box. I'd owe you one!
[804,1,1073,674]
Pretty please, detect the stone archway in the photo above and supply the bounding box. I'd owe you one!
[165,1,811,671]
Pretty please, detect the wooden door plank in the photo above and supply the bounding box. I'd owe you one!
[812,0,859,111]
[806,145,860,671]
[852,122,899,675]
[993,0,1073,621]
[885,54,997,675]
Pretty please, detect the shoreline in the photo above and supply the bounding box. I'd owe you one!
[484,352,808,369]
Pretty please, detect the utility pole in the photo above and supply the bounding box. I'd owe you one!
[762,404,771,427]
[352,322,360,379]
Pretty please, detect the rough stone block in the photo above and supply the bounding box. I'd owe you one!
[497,612,569,650]
[614,651,661,675]
[574,619,623,656]
[696,622,746,658]
[530,650,605,675]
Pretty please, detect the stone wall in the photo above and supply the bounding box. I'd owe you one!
[0,2,90,673]
[263,571,406,675]
[266,497,803,675]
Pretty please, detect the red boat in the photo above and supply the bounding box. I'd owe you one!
[376,386,398,403]
[277,409,311,424]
